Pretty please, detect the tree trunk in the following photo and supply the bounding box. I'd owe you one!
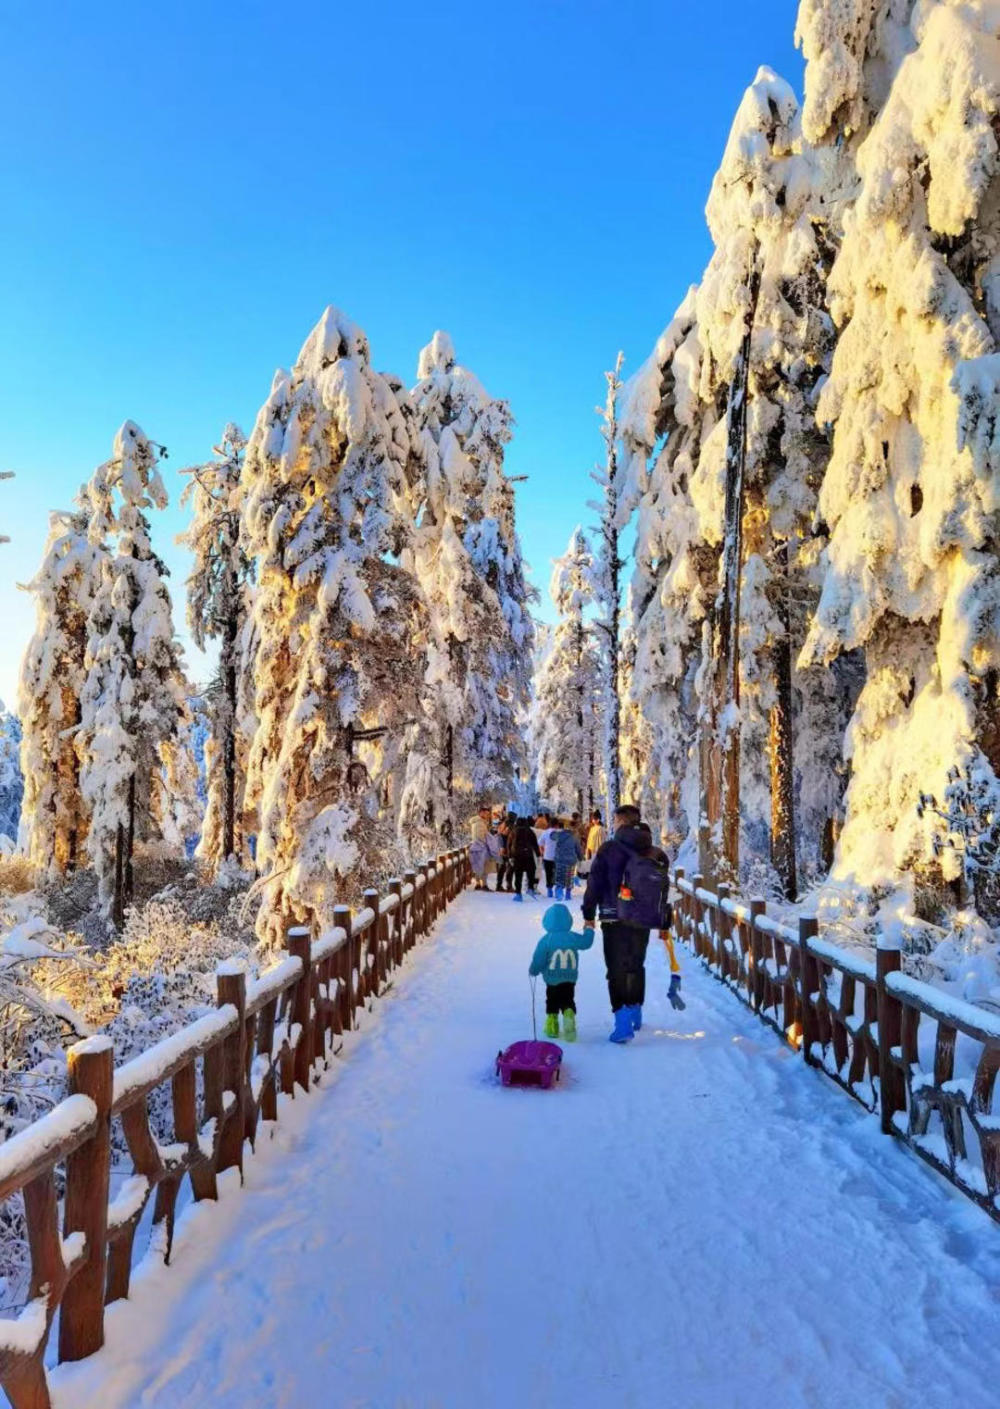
[769,541,797,900]
[125,772,136,910]
[222,612,239,864]
[600,354,624,821]
[713,257,761,881]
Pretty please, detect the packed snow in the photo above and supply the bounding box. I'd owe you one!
[49,891,1000,1409]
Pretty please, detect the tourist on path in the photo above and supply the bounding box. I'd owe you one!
[469,808,499,891]
[581,804,681,1043]
[510,817,540,901]
[585,809,606,858]
[551,818,583,898]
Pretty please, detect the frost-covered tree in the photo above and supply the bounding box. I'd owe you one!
[696,67,837,894]
[590,353,626,820]
[243,307,426,944]
[531,530,603,813]
[79,423,189,926]
[18,495,103,874]
[620,290,708,853]
[411,332,534,808]
[622,68,841,890]
[180,424,253,871]
[799,2,1000,896]
[0,704,22,848]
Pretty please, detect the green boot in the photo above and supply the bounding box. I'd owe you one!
[544,1012,559,1039]
[561,1010,577,1042]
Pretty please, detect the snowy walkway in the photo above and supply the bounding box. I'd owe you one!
[52,890,1000,1409]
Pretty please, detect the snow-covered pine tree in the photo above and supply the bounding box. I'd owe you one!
[799,3,1000,898]
[0,704,22,848]
[590,353,626,821]
[618,620,660,828]
[180,424,253,871]
[621,68,842,890]
[620,290,707,853]
[411,333,535,809]
[387,377,454,860]
[79,423,189,926]
[695,67,837,895]
[531,530,603,813]
[18,494,103,875]
[242,307,427,945]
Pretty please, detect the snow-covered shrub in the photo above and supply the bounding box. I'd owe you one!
[919,758,1000,922]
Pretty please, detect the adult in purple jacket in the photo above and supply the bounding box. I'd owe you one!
[582,804,671,1043]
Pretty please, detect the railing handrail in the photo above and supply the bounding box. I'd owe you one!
[672,862,1000,1224]
[0,846,473,1406]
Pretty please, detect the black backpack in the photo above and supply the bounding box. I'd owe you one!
[618,848,672,930]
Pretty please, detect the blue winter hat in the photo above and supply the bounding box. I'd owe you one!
[542,903,573,933]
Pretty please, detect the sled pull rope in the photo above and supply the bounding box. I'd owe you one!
[530,975,538,1041]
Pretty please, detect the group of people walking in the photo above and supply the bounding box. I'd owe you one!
[471,802,685,1045]
[469,807,606,900]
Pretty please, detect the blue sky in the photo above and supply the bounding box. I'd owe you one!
[0,0,802,707]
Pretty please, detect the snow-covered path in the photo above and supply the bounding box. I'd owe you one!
[52,890,1000,1409]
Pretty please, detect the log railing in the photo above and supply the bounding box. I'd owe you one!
[674,868,1000,1221]
[0,848,471,1409]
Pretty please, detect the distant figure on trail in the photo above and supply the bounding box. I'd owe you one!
[495,812,517,893]
[582,804,682,1043]
[510,816,540,901]
[528,901,594,1042]
[538,817,558,895]
[585,809,606,859]
[550,817,583,899]
[469,807,500,891]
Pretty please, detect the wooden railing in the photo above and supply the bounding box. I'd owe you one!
[674,868,1000,1221]
[0,848,471,1409]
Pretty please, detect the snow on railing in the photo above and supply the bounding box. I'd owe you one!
[673,863,1000,1221]
[0,847,472,1408]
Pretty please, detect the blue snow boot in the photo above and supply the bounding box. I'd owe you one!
[513,892,523,903]
[609,1008,634,1044]
[547,886,554,898]
[627,1004,643,1033]
[554,885,564,901]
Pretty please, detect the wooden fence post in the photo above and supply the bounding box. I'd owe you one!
[877,937,904,1135]
[332,905,352,1031]
[749,897,766,1011]
[58,1037,113,1362]
[388,879,403,967]
[799,917,820,1065]
[216,965,247,1174]
[364,888,381,996]
[716,883,730,976]
[403,872,417,951]
[417,864,430,934]
[691,875,704,959]
[286,925,313,1092]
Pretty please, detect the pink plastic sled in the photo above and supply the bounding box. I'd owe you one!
[496,1040,563,1089]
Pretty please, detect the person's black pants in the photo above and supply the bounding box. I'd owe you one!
[545,981,576,1014]
[513,860,536,895]
[543,859,555,888]
[496,860,512,891]
[602,922,650,1011]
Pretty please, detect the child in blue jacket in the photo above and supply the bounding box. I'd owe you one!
[528,903,594,1041]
